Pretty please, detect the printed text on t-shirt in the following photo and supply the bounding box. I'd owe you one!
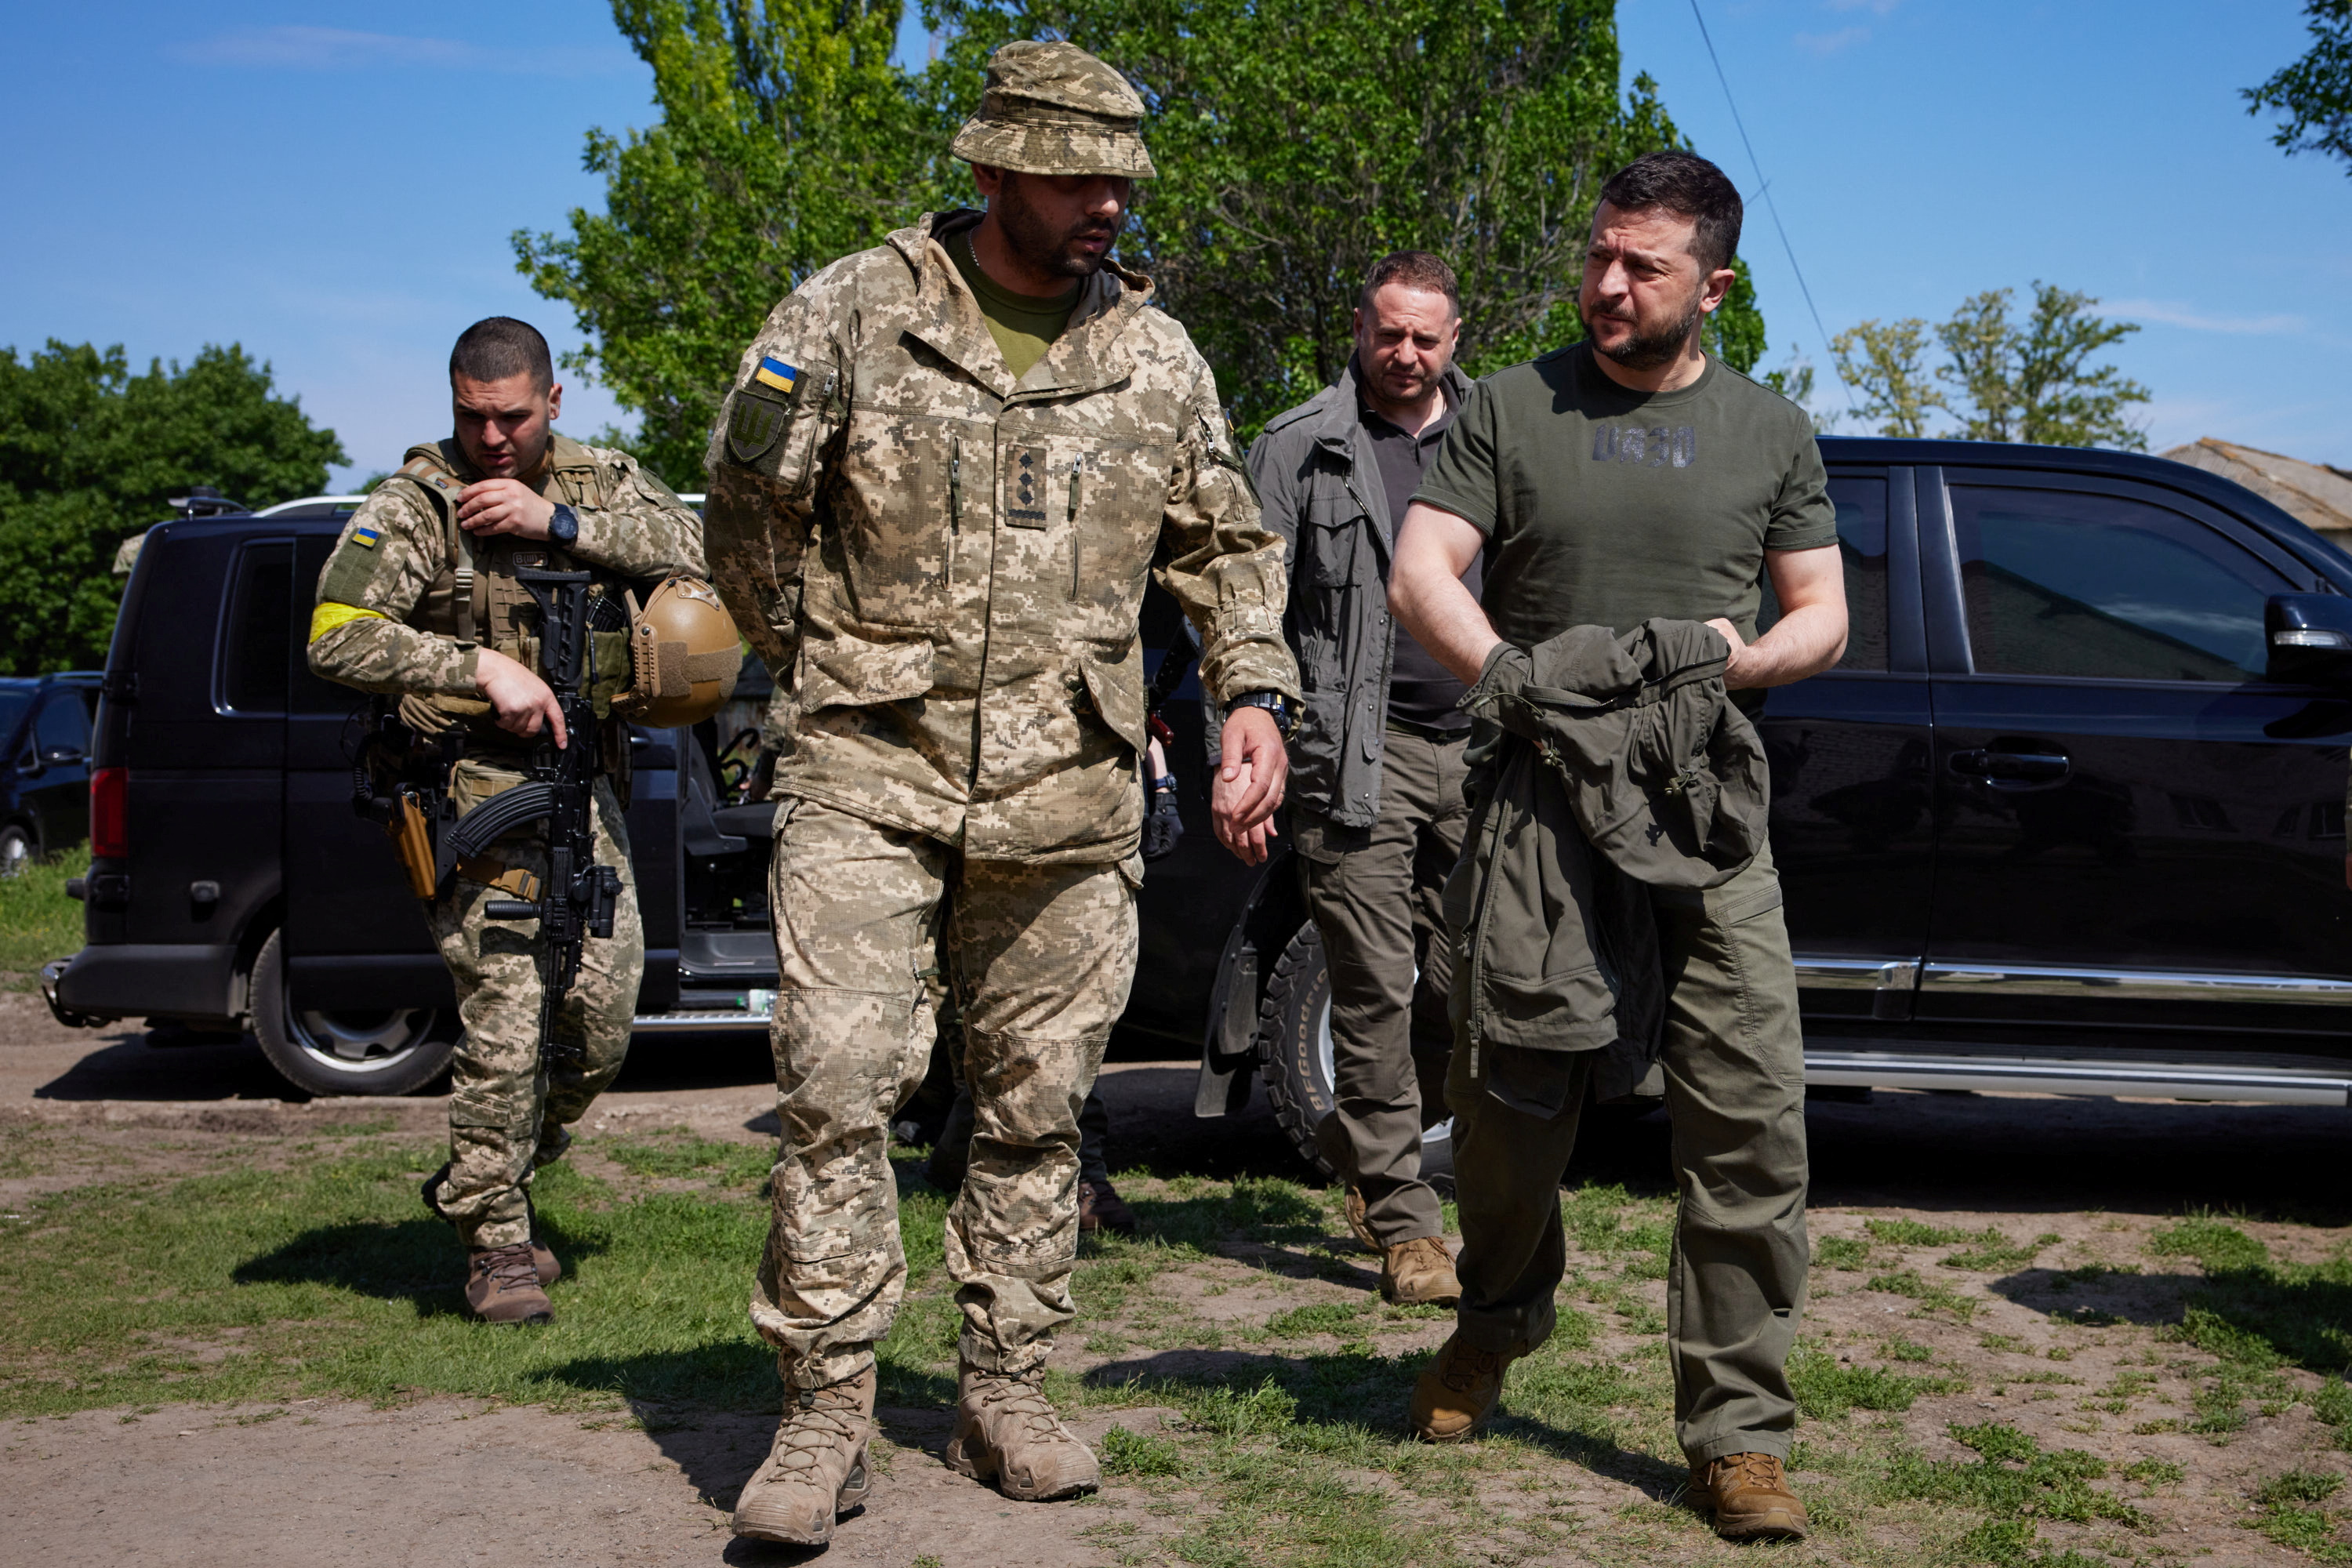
[1592,424,1698,468]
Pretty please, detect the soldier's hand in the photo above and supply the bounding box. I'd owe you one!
[458,480,556,540]
[475,647,567,746]
[1212,706,1288,865]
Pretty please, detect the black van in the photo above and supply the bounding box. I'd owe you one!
[40,439,2352,1171]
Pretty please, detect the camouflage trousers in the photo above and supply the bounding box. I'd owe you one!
[426,764,642,1250]
[754,797,1138,1391]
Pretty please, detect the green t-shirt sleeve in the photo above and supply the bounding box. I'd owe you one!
[1412,378,1504,537]
[1765,427,1838,552]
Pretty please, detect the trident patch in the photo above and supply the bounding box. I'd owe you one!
[726,390,788,465]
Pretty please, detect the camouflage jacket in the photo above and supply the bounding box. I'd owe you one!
[307,434,706,739]
[703,209,1299,864]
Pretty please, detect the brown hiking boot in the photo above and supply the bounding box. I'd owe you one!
[529,1240,561,1287]
[423,1164,559,1287]
[1379,1236,1462,1307]
[732,1369,877,1546]
[1408,1332,1512,1443]
[1690,1452,1809,1541]
[465,1243,554,1324]
[945,1364,1101,1501]
[1341,1185,1379,1252]
[1078,1178,1138,1236]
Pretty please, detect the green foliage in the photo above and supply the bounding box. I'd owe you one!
[1265,1300,1370,1338]
[1814,1233,1870,1270]
[1099,1423,1182,1476]
[1882,1422,2147,1564]
[2247,2,2352,175]
[0,855,83,979]
[2250,1469,2352,1562]
[1865,1217,1968,1247]
[526,0,1769,468]
[1866,1267,1978,1321]
[1831,285,2148,449]
[2152,1215,2273,1275]
[0,341,345,676]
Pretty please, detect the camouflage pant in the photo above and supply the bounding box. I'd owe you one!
[426,763,641,1250]
[754,797,1138,1390]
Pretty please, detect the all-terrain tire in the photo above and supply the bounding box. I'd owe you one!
[0,824,34,879]
[1254,924,1453,1179]
[249,927,459,1097]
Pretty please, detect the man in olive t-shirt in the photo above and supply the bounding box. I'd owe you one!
[1388,151,1848,1545]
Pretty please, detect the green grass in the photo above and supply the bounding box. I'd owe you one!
[0,1140,952,1417]
[1788,1348,1963,1419]
[0,855,82,980]
[2250,1469,2352,1562]
[1815,1234,1871,1270]
[1867,1267,1979,1321]
[1865,1218,1969,1247]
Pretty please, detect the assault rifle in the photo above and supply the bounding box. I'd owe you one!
[1141,620,1201,862]
[434,566,624,1065]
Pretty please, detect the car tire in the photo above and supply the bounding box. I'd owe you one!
[0,824,34,879]
[249,927,459,1097]
[1254,923,1454,1180]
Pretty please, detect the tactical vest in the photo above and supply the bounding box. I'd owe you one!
[384,436,633,753]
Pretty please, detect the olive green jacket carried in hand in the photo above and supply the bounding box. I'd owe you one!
[702,209,1300,864]
[1443,619,1771,1097]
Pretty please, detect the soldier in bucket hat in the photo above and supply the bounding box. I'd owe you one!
[704,39,1298,1548]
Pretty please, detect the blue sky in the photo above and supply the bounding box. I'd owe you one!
[1,2,2344,492]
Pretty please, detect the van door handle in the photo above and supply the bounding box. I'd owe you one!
[1947,748,2071,789]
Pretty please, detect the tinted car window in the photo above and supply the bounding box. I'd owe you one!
[222,543,294,714]
[0,691,32,757]
[1953,485,2288,681]
[34,692,89,755]
[1757,474,1888,671]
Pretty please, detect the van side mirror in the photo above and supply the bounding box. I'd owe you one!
[2267,593,2352,686]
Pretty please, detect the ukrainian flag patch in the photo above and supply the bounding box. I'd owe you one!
[753,357,800,396]
[350,525,381,550]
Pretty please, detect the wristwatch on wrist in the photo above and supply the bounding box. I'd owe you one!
[1225,689,1298,739]
[548,503,580,546]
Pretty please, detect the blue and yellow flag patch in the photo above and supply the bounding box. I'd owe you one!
[350,525,381,550]
[753,357,800,396]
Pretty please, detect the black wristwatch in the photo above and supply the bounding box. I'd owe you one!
[1225,689,1298,739]
[548,503,580,546]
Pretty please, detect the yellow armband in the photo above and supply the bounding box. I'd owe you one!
[308,601,388,643]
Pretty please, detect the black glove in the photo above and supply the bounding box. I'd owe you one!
[1142,774,1185,861]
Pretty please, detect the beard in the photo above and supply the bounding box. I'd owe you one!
[996,175,1121,281]
[1585,288,1705,372]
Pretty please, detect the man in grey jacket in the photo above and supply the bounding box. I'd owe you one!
[1247,252,1475,1306]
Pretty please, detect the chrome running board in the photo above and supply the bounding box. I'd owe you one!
[1804,1047,2352,1106]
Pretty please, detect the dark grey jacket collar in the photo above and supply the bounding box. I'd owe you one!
[1291,354,1474,461]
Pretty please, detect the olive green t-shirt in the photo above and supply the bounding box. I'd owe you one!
[949,231,1080,380]
[1414,343,1836,651]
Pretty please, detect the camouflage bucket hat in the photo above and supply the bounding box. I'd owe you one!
[950,40,1156,179]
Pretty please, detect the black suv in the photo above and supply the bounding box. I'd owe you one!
[41,440,2352,1173]
[0,671,102,875]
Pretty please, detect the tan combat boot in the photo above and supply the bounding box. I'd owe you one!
[423,1164,558,1286]
[944,1364,1101,1501]
[1342,1185,1380,1252]
[1408,1332,1513,1443]
[1379,1236,1462,1307]
[464,1243,554,1324]
[1690,1452,1809,1541]
[732,1369,877,1546]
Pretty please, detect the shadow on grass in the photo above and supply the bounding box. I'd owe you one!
[230,1214,612,1312]
[1078,1344,1686,1497]
[1989,1260,2352,1374]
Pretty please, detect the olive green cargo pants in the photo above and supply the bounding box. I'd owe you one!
[1447,844,1808,1465]
[1294,728,1470,1246]
[753,798,1137,1391]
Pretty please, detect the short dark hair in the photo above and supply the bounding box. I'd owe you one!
[1596,151,1743,275]
[1359,251,1460,319]
[449,317,554,390]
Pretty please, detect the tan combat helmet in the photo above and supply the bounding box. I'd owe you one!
[620,577,741,727]
[949,40,1156,179]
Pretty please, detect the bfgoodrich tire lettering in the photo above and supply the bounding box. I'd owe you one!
[249,927,459,1096]
[1254,923,1453,1177]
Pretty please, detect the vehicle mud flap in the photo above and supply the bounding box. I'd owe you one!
[1194,940,1257,1116]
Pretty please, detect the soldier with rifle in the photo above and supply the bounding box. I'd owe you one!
[308,316,725,1324]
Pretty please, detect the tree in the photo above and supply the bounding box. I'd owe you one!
[1759,354,1836,434]
[1829,318,1940,437]
[2246,0,2352,175]
[517,0,953,485]
[524,0,1768,461]
[0,341,345,675]
[1936,285,2148,449]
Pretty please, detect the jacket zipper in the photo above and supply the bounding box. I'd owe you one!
[947,436,962,593]
[1069,453,1083,597]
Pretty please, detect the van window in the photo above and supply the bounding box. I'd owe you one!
[1952,486,2288,682]
[221,543,295,714]
[1756,474,1889,671]
[34,692,89,757]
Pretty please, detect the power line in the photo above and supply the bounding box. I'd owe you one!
[1686,0,1846,392]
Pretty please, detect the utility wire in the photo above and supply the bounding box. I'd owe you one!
[1687,0,1847,393]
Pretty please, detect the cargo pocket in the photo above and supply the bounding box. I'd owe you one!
[1069,438,1170,633]
[1076,639,1146,753]
[797,628,936,714]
